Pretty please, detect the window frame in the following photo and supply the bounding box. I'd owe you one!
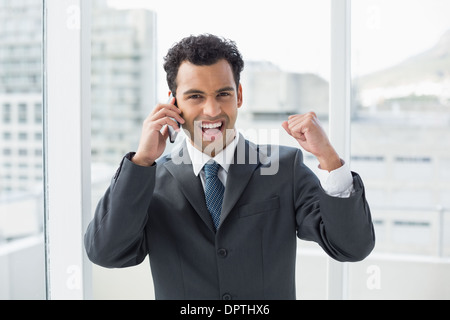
[43,0,92,300]
[327,0,352,300]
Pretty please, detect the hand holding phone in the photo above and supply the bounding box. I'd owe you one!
[168,93,180,143]
[132,94,183,167]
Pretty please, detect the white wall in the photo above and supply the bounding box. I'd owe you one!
[2,237,449,300]
[90,242,450,300]
[0,236,46,300]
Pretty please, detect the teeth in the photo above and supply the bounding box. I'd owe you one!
[202,122,222,129]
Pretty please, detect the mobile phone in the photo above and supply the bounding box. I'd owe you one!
[167,93,180,143]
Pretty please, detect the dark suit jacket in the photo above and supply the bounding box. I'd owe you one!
[84,135,375,300]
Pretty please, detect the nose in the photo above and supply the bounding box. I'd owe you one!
[202,96,221,118]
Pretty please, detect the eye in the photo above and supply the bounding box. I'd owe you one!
[188,94,202,100]
[218,92,231,97]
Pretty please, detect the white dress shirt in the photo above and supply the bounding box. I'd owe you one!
[185,130,354,198]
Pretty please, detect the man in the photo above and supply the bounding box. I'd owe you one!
[85,34,375,300]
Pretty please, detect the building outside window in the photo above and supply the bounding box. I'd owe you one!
[0,0,45,300]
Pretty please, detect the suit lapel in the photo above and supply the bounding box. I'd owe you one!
[220,136,260,227]
[163,142,216,233]
[163,136,261,231]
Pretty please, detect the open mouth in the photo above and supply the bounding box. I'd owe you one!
[201,121,224,141]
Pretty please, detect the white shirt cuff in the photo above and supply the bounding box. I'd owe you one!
[316,160,354,198]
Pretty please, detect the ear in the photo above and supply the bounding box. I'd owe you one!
[237,83,243,108]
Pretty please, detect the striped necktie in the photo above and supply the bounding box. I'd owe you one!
[204,161,225,229]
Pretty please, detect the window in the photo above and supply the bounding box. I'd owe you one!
[18,103,27,123]
[348,0,450,299]
[2,103,11,122]
[34,103,42,123]
[0,0,46,300]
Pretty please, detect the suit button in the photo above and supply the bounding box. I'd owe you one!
[222,293,232,300]
[217,248,227,258]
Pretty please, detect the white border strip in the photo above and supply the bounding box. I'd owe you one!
[327,0,352,300]
[43,0,91,300]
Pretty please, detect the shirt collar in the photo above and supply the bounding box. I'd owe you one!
[186,129,240,176]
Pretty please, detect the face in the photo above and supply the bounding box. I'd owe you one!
[173,59,243,157]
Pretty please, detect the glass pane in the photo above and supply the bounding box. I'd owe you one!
[90,0,330,300]
[0,0,46,299]
[350,0,450,299]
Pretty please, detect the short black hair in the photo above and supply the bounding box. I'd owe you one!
[163,34,244,97]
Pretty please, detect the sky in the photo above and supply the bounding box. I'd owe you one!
[106,0,450,90]
[351,0,450,75]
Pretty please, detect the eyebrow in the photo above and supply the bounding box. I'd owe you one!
[182,86,235,96]
[216,86,235,93]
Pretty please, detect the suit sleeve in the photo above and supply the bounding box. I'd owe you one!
[84,153,156,268]
[294,150,376,262]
